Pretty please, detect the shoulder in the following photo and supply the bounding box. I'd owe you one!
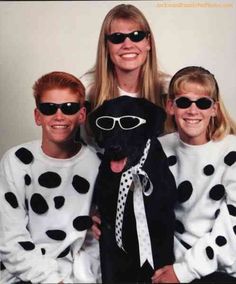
[213,134,236,150]
[1,140,40,165]
[80,71,94,87]
[224,134,236,145]
[81,145,101,166]
[213,135,236,163]
[158,132,179,149]
[79,71,95,100]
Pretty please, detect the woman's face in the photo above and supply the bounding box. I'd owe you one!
[107,18,150,75]
[167,82,218,145]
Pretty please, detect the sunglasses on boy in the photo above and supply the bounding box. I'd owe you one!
[106,30,149,44]
[173,96,215,110]
[96,115,146,131]
[38,102,80,115]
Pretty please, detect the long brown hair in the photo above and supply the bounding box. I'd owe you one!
[85,4,168,109]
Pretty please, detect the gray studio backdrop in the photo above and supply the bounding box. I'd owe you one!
[0,0,236,158]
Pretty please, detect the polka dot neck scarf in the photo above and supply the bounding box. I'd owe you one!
[115,139,154,268]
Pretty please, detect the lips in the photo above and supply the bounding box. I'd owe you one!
[120,53,138,59]
[51,125,68,129]
[183,118,201,125]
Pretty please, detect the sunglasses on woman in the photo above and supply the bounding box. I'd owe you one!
[106,30,149,44]
[96,115,146,131]
[173,96,215,110]
[38,102,80,115]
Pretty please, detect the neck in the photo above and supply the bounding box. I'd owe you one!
[115,68,140,93]
[41,140,81,159]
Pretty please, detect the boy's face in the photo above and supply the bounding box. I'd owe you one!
[167,82,218,145]
[34,88,86,150]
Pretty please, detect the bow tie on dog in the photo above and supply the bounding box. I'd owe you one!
[116,139,154,268]
[88,96,177,283]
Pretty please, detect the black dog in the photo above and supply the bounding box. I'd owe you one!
[88,96,176,283]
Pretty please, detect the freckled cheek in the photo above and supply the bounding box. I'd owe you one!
[71,117,80,127]
[138,47,149,62]
[41,117,51,126]
[174,109,184,121]
[108,44,119,60]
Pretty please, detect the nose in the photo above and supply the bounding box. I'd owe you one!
[109,145,122,153]
[187,102,199,113]
[54,108,64,120]
[122,36,133,47]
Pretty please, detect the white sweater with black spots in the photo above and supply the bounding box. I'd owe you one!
[158,133,236,282]
[0,140,101,283]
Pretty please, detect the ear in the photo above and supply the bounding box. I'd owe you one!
[142,99,166,137]
[88,105,105,147]
[78,107,86,124]
[34,108,41,126]
[88,107,98,133]
[151,105,166,136]
[88,100,110,132]
[166,99,175,116]
[211,101,218,117]
[84,100,92,114]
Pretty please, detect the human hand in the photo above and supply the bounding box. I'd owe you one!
[91,215,101,240]
[151,265,179,283]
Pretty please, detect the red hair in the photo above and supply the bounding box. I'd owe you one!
[33,71,85,105]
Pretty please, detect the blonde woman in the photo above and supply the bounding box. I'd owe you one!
[153,66,236,283]
[80,3,168,108]
[80,4,168,147]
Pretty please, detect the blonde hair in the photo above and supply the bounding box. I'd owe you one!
[165,66,236,140]
[33,71,85,106]
[86,4,168,109]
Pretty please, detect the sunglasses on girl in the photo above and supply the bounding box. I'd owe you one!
[38,102,80,115]
[106,30,149,44]
[96,115,146,131]
[173,96,215,110]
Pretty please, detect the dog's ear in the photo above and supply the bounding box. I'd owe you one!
[140,99,166,137]
[88,104,105,147]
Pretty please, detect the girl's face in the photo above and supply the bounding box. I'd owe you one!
[167,82,218,145]
[107,18,150,75]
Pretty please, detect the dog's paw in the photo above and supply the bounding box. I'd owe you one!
[96,152,104,161]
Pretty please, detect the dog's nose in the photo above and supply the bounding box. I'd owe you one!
[109,145,122,152]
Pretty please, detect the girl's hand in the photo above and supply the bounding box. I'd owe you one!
[91,215,101,240]
[151,265,179,283]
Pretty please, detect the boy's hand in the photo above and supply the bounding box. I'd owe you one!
[91,215,101,240]
[151,265,179,283]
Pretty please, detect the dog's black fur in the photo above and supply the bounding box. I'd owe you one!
[88,96,177,283]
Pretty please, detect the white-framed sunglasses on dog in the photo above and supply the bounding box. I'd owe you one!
[95,115,146,131]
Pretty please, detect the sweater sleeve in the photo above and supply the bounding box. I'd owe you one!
[174,156,236,282]
[73,230,101,283]
[0,156,63,283]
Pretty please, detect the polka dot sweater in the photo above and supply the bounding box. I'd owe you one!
[158,133,236,282]
[0,140,100,283]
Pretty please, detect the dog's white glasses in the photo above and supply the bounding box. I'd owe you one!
[96,115,146,131]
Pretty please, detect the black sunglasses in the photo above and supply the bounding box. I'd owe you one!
[106,30,149,44]
[174,97,214,110]
[38,102,80,115]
